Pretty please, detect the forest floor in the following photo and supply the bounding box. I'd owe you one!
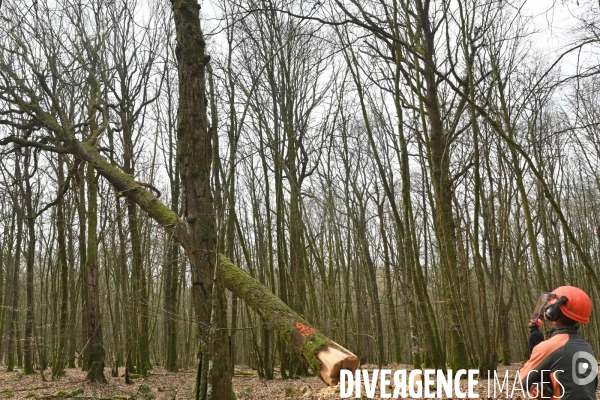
[1,363,598,399]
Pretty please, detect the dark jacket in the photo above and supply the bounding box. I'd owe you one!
[529,328,544,355]
[520,326,598,399]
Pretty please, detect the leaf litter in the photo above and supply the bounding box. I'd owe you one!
[0,364,599,399]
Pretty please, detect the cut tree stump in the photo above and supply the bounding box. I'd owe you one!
[219,255,360,385]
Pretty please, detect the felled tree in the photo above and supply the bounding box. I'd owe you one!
[0,0,359,393]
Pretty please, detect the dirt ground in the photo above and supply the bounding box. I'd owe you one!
[0,364,598,399]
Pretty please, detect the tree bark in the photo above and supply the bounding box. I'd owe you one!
[67,205,77,369]
[356,203,385,368]
[6,151,23,371]
[116,198,134,380]
[219,255,359,385]
[170,0,230,398]
[22,149,35,376]
[413,0,469,369]
[84,165,107,383]
[122,119,151,375]
[164,71,180,373]
[0,212,13,361]
[76,164,89,371]
[52,153,69,378]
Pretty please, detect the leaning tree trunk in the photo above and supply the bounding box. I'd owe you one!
[51,0,360,388]
[0,0,362,390]
[219,255,359,385]
[64,135,362,387]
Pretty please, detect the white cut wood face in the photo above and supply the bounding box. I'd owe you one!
[317,343,360,385]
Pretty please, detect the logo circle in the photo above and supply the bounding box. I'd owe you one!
[572,351,598,386]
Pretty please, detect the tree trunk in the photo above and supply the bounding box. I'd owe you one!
[164,73,180,373]
[116,199,134,378]
[67,209,77,369]
[164,238,179,373]
[170,0,230,398]
[52,154,69,378]
[415,0,469,369]
[377,202,402,364]
[58,134,362,388]
[23,149,35,376]
[76,164,88,371]
[123,124,151,374]
[357,203,385,368]
[6,152,23,371]
[85,165,107,383]
[0,212,14,362]
[219,255,359,385]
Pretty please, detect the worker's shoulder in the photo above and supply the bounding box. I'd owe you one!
[532,333,570,356]
[562,332,596,354]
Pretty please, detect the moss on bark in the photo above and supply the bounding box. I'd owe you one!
[219,255,353,383]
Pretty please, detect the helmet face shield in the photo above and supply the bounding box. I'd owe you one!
[532,292,551,320]
[532,286,592,324]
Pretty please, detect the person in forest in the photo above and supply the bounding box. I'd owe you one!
[528,317,544,355]
[520,286,598,399]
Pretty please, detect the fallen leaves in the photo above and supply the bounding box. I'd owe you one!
[0,363,599,399]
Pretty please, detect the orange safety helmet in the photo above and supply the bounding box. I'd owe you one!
[546,286,593,324]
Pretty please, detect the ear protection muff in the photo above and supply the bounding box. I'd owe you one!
[544,296,568,321]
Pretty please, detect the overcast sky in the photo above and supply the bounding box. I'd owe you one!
[525,0,598,75]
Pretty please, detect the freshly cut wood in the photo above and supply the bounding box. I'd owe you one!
[219,255,360,385]
[316,342,360,385]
